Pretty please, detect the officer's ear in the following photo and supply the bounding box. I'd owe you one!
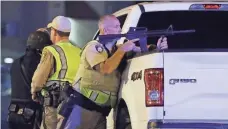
[53,29,58,37]
[50,28,57,37]
[103,28,108,35]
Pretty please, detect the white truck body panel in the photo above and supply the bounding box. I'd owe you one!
[164,52,228,121]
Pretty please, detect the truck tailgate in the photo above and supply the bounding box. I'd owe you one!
[163,52,228,121]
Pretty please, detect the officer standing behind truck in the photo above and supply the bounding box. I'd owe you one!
[60,14,168,129]
[31,16,81,129]
[8,29,52,129]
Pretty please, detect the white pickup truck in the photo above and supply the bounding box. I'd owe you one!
[93,2,228,129]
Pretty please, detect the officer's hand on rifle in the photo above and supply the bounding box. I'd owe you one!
[120,38,139,52]
[156,36,168,50]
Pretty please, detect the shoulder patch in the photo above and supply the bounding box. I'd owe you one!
[95,44,104,53]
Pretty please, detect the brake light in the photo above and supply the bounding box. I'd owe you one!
[203,4,221,9]
[189,4,228,10]
[144,68,164,107]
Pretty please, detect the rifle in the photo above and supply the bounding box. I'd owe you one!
[98,25,196,52]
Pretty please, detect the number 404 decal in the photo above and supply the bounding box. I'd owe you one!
[131,70,142,81]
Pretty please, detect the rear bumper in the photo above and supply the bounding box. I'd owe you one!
[147,120,228,129]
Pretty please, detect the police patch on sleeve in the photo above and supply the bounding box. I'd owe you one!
[95,44,104,53]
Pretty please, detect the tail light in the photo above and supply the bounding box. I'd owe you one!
[189,4,224,10]
[203,4,221,9]
[144,68,164,107]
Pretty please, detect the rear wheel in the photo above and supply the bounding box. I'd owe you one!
[116,106,132,129]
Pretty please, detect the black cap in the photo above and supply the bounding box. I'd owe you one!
[27,31,52,50]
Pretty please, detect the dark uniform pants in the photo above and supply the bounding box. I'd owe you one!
[60,105,106,129]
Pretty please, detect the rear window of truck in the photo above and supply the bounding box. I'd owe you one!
[137,11,228,49]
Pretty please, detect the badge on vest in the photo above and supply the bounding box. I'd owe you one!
[95,44,104,53]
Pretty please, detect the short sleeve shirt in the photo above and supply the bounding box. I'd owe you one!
[84,41,108,68]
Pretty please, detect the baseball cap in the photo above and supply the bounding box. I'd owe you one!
[47,16,71,33]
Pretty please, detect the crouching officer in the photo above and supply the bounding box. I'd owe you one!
[58,14,139,129]
[59,14,168,129]
[31,16,81,129]
[8,29,52,129]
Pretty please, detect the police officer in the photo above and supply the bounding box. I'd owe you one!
[30,16,81,129]
[62,15,168,129]
[8,29,52,129]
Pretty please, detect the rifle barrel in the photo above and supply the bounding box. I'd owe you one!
[99,29,196,39]
[172,29,196,33]
[144,29,195,36]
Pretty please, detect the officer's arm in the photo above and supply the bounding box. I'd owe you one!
[86,44,126,74]
[31,49,54,95]
[118,43,157,52]
[96,48,125,74]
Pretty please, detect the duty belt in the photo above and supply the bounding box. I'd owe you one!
[46,80,69,87]
[42,81,72,108]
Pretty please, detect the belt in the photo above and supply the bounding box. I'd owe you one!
[46,80,70,87]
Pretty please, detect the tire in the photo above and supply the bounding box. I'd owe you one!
[116,107,132,129]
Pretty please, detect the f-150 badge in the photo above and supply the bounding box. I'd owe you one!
[131,70,142,81]
[169,79,197,85]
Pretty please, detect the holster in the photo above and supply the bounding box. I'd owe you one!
[57,82,75,117]
[41,83,61,108]
[57,97,74,118]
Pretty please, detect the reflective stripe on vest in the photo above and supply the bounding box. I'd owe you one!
[90,91,99,101]
[89,91,117,101]
[45,42,81,84]
[80,87,117,107]
[51,45,67,79]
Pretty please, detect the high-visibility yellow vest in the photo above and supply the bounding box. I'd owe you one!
[76,41,120,107]
[44,41,81,84]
